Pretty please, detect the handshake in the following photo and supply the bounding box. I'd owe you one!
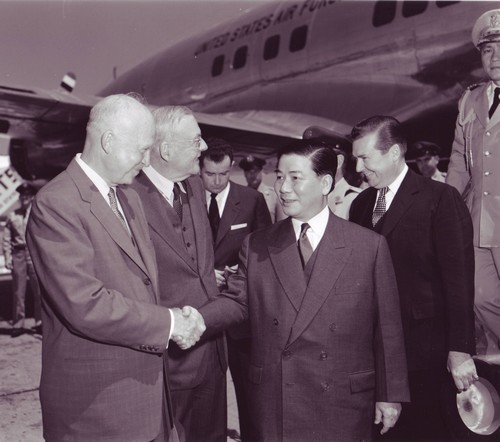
[171,306,206,350]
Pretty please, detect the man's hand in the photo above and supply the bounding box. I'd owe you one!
[374,402,402,435]
[214,269,226,289]
[447,351,478,391]
[5,258,12,270]
[171,306,206,350]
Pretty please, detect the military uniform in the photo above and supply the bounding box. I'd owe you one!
[447,9,500,355]
[2,183,41,336]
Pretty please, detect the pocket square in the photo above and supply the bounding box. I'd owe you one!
[231,223,248,230]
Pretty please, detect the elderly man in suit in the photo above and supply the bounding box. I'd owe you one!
[349,115,477,441]
[131,106,228,442]
[201,139,410,441]
[447,9,500,359]
[26,95,204,442]
[199,137,272,440]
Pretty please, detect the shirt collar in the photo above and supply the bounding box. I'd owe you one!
[291,204,330,244]
[143,165,175,203]
[75,153,111,200]
[205,182,230,213]
[387,164,408,196]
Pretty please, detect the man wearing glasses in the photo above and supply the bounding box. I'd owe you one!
[131,106,227,441]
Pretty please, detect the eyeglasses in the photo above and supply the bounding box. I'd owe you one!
[174,136,203,149]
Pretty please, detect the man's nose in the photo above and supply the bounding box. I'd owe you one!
[142,150,151,167]
[355,158,363,173]
[200,138,208,151]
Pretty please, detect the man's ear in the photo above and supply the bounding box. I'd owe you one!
[322,174,334,195]
[390,144,401,160]
[101,131,113,154]
[159,141,170,161]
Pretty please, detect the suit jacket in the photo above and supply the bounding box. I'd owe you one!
[26,159,172,442]
[350,169,475,371]
[131,172,225,390]
[213,181,271,269]
[447,82,500,247]
[202,213,409,441]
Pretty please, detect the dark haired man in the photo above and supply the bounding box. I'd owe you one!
[201,140,409,441]
[349,115,477,440]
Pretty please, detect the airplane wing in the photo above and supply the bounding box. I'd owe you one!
[0,83,99,179]
[0,82,353,179]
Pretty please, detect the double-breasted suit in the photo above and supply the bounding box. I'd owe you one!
[26,159,173,442]
[131,172,227,440]
[202,213,409,441]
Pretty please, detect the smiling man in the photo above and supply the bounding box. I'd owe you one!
[200,139,409,441]
[349,115,477,441]
[447,9,500,360]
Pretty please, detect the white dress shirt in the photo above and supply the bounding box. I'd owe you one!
[291,205,330,251]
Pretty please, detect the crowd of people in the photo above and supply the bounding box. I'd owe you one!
[7,8,500,442]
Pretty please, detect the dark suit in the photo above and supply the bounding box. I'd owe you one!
[26,159,173,442]
[202,213,409,441]
[350,168,475,440]
[212,181,271,440]
[131,172,227,442]
[213,181,271,269]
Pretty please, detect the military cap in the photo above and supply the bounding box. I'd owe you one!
[410,141,441,159]
[16,182,37,196]
[472,9,500,49]
[238,155,266,171]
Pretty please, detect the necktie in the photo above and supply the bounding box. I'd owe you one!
[172,183,183,220]
[298,223,313,269]
[108,188,129,234]
[372,187,388,227]
[490,87,500,119]
[208,193,220,240]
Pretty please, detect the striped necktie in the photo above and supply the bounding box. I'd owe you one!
[108,188,130,235]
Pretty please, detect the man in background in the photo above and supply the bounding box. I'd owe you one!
[199,137,271,440]
[239,155,285,222]
[410,141,446,182]
[3,182,42,337]
[349,115,477,441]
[131,106,228,442]
[447,9,500,359]
[27,95,203,441]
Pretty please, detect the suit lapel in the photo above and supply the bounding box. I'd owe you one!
[474,83,490,129]
[380,169,419,237]
[67,160,150,278]
[288,214,351,345]
[215,184,239,247]
[118,187,158,294]
[268,219,306,311]
[135,172,197,272]
[355,188,377,229]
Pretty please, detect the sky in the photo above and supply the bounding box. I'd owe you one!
[0,0,268,95]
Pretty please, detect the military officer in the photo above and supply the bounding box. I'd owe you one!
[447,9,500,359]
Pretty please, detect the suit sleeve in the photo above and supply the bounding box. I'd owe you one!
[200,233,249,333]
[26,190,171,353]
[446,92,471,194]
[433,185,475,354]
[373,235,410,403]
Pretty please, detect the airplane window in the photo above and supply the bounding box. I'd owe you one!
[264,35,280,60]
[211,55,224,77]
[436,1,459,7]
[373,1,396,27]
[402,1,427,17]
[289,26,308,53]
[233,46,248,70]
